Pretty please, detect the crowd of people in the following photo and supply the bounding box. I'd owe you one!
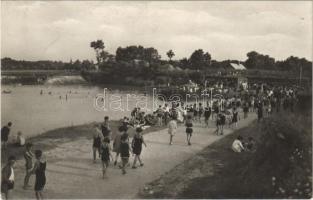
[1,80,302,199]
[1,142,46,200]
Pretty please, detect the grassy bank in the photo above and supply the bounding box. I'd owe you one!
[139,108,312,198]
[1,120,165,164]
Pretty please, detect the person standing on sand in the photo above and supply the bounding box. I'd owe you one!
[185,115,193,145]
[156,105,164,127]
[93,124,103,163]
[204,107,211,127]
[168,116,178,145]
[113,125,124,166]
[193,103,198,122]
[23,143,34,189]
[1,156,16,200]
[100,138,113,178]
[163,104,170,125]
[120,136,131,175]
[131,127,147,169]
[231,107,238,128]
[1,122,12,150]
[31,150,46,200]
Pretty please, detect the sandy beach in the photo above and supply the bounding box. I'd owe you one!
[8,113,256,199]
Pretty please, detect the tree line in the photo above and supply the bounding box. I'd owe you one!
[1,57,95,71]
[90,39,312,77]
[1,39,311,79]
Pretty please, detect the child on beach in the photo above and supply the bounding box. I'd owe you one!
[131,127,147,169]
[101,116,111,142]
[23,143,34,189]
[120,136,131,175]
[100,138,112,178]
[32,150,46,200]
[168,116,178,145]
[93,124,103,163]
[185,115,193,145]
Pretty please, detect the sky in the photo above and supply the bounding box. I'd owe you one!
[1,1,312,62]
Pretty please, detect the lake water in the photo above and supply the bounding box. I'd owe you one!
[1,84,161,138]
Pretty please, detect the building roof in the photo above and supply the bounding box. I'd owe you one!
[230,63,246,70]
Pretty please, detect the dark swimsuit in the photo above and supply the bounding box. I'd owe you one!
[132,136,143,155]
[35,161,46,191]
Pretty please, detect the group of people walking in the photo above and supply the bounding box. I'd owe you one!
[92,116,147,177]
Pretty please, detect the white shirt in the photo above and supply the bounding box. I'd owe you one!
[9,167,14,181]
[164,106,170,113]
[232,139,245,153]
[18,136,26,146]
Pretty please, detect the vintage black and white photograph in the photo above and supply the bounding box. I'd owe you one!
[1,1,312,199]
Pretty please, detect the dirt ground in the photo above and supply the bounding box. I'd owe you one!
[6,113,256,199]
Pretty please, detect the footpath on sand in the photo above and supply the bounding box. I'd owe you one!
[12,114,256,199]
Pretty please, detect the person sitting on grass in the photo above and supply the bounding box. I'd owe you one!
[231,135,245,153]
[131,127,147,169]
[244,137,256,152]
[100,138,113,179]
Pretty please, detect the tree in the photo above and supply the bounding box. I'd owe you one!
[178,58,189,69]
[189,49,211,70]
[81,60,94,71]
[72,59,81,71]
[245,51,276,70]
[166,50,175,61]
[144,47,160,64]
[203,52,211,67]
[99,51,109,62]
[116,45,160,64]
[276,56,312,77]
[90,40,105,64]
